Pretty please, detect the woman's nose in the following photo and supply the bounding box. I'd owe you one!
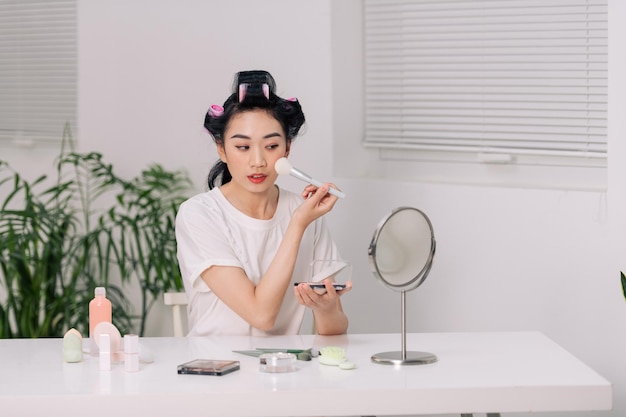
[250,149,267,168]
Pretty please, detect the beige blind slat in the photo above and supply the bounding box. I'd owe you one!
[364,0,608,158]
[0,0,77,144]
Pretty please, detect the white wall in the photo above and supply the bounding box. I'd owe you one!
[6,1,623,416]
[329,4,626,417]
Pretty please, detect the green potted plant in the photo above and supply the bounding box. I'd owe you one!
[0,125,193,338]
[105,161,192,336]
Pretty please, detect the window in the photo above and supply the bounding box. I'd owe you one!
[363,0,608,188]
[0,0,77,146]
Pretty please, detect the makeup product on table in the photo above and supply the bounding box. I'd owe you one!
[259,352,297,373]
[233,348,315,361]
[177,359,240,376]
[318,346,355,369]
[124,334,139,372]
[89,287,111,355]
[62,328,83,363]
[93,321,122,362]
[99,334,111,371]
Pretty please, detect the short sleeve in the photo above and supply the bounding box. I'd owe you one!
[175,194,242,292]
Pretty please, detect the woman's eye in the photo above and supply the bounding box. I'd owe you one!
[266,144,279,150]
[235,145,249,151]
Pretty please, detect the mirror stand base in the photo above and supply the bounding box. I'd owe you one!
[371,351,437,365]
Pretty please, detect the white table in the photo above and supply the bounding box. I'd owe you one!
[0,332,612,417]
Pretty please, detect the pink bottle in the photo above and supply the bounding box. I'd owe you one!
[89,287,112,355]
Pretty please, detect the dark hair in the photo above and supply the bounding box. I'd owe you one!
[204,70,306,189]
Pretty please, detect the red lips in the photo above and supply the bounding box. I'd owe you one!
[248,174,267,184]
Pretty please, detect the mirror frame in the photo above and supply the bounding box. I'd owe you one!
[368,206,436,292]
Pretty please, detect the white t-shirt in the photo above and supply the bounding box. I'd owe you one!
[175,186,340,336]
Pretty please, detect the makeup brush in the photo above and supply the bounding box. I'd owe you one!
[275,157,346,199]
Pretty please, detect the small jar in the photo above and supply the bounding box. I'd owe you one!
[259,352,297,373]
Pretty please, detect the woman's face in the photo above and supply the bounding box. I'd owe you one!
[218,109,290,195]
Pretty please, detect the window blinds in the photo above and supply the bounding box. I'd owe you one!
[0,0,77,145]
[363,0,608,160]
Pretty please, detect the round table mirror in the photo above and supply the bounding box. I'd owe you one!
[368,207,437,365]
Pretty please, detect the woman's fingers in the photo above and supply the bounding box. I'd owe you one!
[294,279,351,308]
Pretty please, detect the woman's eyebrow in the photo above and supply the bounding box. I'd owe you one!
[264,132,282,139]
[228,132,283,140]
[228,133,250,139]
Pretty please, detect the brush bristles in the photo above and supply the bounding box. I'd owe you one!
[274,157,293,175]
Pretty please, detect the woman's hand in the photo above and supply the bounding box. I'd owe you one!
[294,279,352,308]
[294,279,352,335]
[292,183,342,228]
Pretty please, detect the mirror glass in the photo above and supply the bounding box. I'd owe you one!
[368,207,435,292]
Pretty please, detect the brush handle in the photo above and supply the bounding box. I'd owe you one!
[290,168,346,199]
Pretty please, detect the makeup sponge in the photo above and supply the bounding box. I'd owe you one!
[63,328,83,363]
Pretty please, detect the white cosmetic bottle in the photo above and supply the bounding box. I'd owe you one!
[99,333,111,371]
[124,334,139,372]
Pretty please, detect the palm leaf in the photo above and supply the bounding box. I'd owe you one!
[0,123,192,338]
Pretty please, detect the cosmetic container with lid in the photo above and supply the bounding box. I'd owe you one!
[99,333,111,371]
[259,352,297,373]
[124,334,139,372]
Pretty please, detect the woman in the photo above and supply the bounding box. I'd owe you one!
[175,70,351,336]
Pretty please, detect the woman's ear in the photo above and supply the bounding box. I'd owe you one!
[217,143,227,163]
[285,141,291,157]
